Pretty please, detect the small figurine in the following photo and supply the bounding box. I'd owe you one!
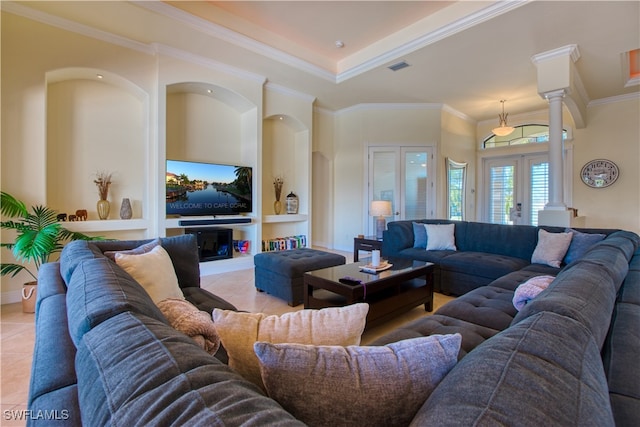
[56,213,67,222]
[75,209,88,221]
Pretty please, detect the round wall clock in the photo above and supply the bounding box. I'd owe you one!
[580,159,619,188]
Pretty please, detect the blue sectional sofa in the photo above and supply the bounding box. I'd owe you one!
[28,227,640,426]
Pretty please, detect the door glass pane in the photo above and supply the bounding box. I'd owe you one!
[447,160,466,220]
[404,151,428,220]
[489,165,514,224]
[530,161,549,226]
[371,150,396,233]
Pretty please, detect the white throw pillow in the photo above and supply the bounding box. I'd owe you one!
[425,223,457,250]
[212,303,369,390]
[531,229,573,268]
[115,245,184,304]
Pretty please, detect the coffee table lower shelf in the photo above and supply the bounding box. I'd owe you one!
[303,261,434,330]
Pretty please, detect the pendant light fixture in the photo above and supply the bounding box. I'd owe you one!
[492,100,515,136]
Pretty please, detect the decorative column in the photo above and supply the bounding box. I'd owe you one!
[544,89,566,210]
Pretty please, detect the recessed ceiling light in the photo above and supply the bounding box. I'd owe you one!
[207,89,213,94]
[335,40,345,49]
[96,74,103,79]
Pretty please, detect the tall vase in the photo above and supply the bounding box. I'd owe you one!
[97,199,110,220]
[119,198,132,219]
[274,200,282,215]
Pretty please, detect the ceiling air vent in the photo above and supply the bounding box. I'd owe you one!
[388,61,410,72]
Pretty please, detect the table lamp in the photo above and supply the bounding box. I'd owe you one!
[370,200,392,239]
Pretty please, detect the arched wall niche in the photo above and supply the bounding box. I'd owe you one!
[45,67,148,221]
[261,113,310,239]
[165,81,257,167]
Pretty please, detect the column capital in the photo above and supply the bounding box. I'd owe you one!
[543,89,567,101]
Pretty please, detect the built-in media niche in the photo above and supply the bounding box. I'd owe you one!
[185,228,233,262]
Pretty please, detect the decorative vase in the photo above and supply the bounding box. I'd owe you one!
[285,191,299,214]
[119,198,132,219]
[274,200,282,215]
[22,281,37,313]
[97,199,110,220]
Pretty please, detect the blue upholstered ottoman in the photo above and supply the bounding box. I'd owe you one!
[254,248,346,306]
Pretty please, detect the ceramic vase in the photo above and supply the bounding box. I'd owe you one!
[120,198,132,219]
[97,199,110,220]
[274,200,282,215]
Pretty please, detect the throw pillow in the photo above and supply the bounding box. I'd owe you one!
[425,223,456,251]
[157,298,220,355]
[254,334,462,427]
[563,229,605,264]
[212,303,369,389]
[103,238,161,261]
[412,222,427,248]
[531,229,573,268]
[512,275,556,311]
[115,245,185,304]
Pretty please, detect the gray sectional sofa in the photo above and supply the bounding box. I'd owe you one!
[28,226,640,426]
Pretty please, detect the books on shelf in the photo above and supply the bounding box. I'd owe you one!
[261,235,307,252]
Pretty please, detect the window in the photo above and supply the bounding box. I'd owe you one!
[484,124,567,149]
[446,158,467,220]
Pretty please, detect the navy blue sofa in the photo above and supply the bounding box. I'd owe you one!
[382,219,617,295]
[376,220,640,426]
[28,228,640,426]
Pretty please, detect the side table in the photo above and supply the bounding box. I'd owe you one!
[353,235,383,262]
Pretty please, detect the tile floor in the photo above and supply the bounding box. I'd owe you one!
[1,255,453,425]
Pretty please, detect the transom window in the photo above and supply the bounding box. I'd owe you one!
[483,124,567,149]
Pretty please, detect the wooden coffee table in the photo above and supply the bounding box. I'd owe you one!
[303,259,434,329]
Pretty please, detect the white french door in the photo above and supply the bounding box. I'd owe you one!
[367,145,436,235]
[484,154,549,226]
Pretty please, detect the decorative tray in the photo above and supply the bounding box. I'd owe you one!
[359,262,392,273]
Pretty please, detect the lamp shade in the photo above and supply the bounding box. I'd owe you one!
[370,200,392,217]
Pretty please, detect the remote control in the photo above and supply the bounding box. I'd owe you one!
[339,276,362,285]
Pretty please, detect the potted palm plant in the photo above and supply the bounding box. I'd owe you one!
[0,191,98,312]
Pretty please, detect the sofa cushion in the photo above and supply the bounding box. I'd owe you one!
[438,252,530,280]
[212,304,369,389]
[488,269,556,292]
[602,302,640,427]
[103,238,160,260]
[563,229,605,264]
[75,312,304,426]
[254,334,461,427]
[412,312,615,427]
[512,260,620,348]
[412,221,427,248]
[66,257,167,345]
[370,314,499,357]
[28,263,81,425]
[531,229,573,268]
[435,286,518,331]
[459,221,538,260]
[425,223,456,250]
[115,245,185,304]
[59,240,104,283]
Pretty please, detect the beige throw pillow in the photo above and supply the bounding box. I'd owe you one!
[115,245,185,304]
[254,334,462,427]
[531,229,573,268]
[212,303,369,389]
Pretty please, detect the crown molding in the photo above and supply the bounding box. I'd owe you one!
[1,1,154,55]
[442,104,476,123]
[337,0,530,83]
[531,44,581,65]
[133,1,336,83]
[588,91,640,107]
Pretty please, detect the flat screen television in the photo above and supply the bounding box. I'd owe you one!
[166,159,252,216]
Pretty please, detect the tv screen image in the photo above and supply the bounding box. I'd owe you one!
[166,159,252,216]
